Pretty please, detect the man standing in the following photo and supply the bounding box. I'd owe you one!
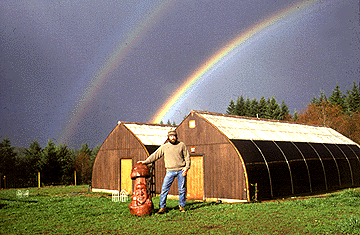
[138,129,190,213]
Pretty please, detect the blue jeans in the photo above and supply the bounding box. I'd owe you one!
[159,170,186,208]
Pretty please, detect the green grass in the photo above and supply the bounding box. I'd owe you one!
[1,186,360,234]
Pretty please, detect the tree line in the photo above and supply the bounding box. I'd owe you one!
[296,82,360,144]
[0,138,99,189]
[226,81,360,144]
[226,96,290,120]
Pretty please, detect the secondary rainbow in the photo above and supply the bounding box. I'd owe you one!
[59,1,174,144]
[151,0,319,124]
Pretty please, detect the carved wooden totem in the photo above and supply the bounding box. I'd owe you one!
[129,163,153,216]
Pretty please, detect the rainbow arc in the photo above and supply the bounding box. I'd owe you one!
[151,0,318,124]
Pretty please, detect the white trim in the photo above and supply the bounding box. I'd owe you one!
[92,188,122,194]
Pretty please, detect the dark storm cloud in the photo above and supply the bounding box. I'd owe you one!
[0,0,359,148]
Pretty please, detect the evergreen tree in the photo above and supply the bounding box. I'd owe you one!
[311,91,327,106]
[22,140,43,186]
[264,98,272,119]
[280,101,290,120]
[93,145,101,155]
[57,144,75,185]
[310,95,319,105]
[244,98,252,117]
[249,98,259,117]
[258,96,268,118]
[0,137,17,188]
[329,84,346,111]
[293,111,299,122]
[273,105,282,120]
[226,99,236,115]
[42,139,62,185]
[74,143,93,184]
[319,91,328,104]
[91,145,100,166]
[235,96,246,116]
[267,97,281,120]
[346,81,360,113]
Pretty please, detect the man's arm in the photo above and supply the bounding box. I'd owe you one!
[137,145,164,164]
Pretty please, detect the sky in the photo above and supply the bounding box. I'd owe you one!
[1,0,359,149]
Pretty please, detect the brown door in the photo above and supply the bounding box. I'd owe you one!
[187,156,204,200]
[121,159,133,195]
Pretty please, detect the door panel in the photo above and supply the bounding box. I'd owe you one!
[121,159,132,195]
[187,156,204,200]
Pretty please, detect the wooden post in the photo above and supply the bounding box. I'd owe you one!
[38,172,41,188]
[74,171,77,186]
[254,183,258,202]
[251,183,258,202]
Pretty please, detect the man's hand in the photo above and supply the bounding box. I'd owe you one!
[182,167,188,176]
[137,160,146,164]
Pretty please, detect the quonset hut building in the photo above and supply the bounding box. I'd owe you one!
[176,111,360,202]
[91,122,175,195]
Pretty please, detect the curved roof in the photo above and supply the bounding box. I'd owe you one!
[197,111,356,145]
[121,122,175,146]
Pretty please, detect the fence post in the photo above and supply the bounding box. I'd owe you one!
[251,183,258,202]
[254,183,258,201]
[38,172,41,188]
[74,171,77,186]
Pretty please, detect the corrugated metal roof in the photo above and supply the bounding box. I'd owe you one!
[122,122,175,146]
[197,111,356,145]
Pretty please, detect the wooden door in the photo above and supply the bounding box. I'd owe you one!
[187,156,204,200]
[121,159,132,195]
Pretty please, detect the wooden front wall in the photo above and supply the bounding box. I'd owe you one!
[92,116,248,201]
[176,112,248,201]
[92,124,149,192]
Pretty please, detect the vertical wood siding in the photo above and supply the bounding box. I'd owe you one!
[92,124,149,191]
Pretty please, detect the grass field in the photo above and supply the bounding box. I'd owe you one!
[1,185,360,234]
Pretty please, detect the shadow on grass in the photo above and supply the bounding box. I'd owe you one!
[157,201,220,213]
[186,201,219,210]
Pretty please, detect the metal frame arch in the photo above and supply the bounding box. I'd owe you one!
[291,142,312,193]
[321,143,342,187]
[335,144,354,186]
[308,143,328,191]
[251,140,273,198]
[273,141,294,195]
[346,144,360,165]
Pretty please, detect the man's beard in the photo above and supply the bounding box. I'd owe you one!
[169,138,177,144]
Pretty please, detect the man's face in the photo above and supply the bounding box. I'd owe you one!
[168,135,177,144]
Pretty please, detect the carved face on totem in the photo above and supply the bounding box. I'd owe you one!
[134,183,148,205]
